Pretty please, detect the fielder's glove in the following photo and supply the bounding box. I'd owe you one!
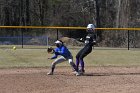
[47,47,54,54]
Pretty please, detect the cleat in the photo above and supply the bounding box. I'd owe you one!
[47,72,53,75]
[79,69,85,75]
[72,71,78,74]
[76,72,81,76]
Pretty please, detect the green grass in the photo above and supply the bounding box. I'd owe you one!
[0,47,140,68]
[86,49,140,66]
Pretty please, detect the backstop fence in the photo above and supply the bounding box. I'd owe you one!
[0,26,140,50]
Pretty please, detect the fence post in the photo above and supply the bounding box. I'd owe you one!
[21,29,24,48]
[57,29,59,40]
[128,30,130,50]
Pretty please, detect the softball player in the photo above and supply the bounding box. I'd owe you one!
[47,40,80,76]
[76,24,96,74]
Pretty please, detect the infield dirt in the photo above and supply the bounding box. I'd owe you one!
[0,66,140,93]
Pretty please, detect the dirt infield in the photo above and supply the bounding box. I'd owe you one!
[0,66,140,93]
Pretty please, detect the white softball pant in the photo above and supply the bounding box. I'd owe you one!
[51,55,77,72]
[52,56,73,67]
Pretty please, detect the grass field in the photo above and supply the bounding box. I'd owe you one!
[0,46,140,68]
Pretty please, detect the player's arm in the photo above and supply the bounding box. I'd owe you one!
[50,54,57,59]
[78,32,88,42]
[91,34,97,45]
[48,48,59,59]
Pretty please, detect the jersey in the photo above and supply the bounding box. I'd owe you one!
[84,33,96,47]
[51,45,72,59]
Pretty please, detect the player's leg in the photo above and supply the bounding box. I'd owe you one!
[79,56,85,74]
[68,57,78,72]
[79,47,92,74]
[67,57,80,76]
[76,54,80,70]
[47,56,66,75]
[76,48,85,71]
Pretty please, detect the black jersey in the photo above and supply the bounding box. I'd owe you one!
[85,33,96,46]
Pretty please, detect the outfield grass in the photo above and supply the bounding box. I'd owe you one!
[0,47,140,68]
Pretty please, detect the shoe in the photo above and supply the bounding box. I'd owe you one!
[47,72,53,75]
[75,72,81,76]
[79,69,85,75]
[72,71,78,74]
[76,72,81,76]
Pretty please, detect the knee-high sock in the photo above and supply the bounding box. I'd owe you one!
[51,65,55,73]
[70,62,78,72]
[80,59,84,71]
[76,58,79,70]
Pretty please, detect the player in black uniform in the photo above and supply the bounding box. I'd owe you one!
[76,24,96,74]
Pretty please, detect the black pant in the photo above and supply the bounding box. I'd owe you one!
[76,45,93,71]
[76,45,92,59]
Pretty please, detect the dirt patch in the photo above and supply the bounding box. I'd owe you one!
[60,37,84,46]
[0,66,140,93]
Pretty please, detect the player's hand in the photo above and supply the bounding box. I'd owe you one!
[78,38,84,42]
[80,38,83,41]
[48,58,51,59]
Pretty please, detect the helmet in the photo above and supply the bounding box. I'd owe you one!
[87,24,95,30]
[55,40,62,44]
[55,40,63,47]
